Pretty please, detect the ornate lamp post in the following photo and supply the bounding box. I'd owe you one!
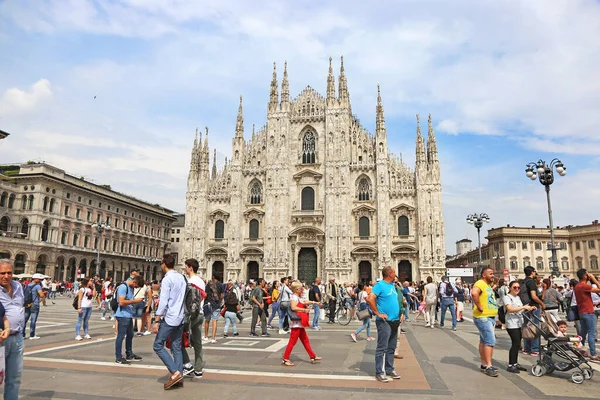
[466,213,490,275]
[525,159,566,277]
[91,222,111,277]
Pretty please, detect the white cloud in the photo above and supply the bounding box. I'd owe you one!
[0,79,53,115]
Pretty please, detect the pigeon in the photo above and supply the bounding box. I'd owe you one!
[93,95,97,99]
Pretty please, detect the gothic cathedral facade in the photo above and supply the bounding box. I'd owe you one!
[183,58,445,284]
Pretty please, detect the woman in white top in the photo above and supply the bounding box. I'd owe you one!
[351,284,374,342]
[134,283,151,336]
[423,277,437,329]
[75,278,96,340]
[503,280,536,373]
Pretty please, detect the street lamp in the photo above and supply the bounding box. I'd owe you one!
[525,158,566,277]
[466,213,490,275]
[91,222,111,277]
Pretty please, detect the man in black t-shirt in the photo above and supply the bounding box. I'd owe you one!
[309,278,322,330]
[522,266,544,356]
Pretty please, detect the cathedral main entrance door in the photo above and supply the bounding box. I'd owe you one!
[398,260,412,283]
[298,248,317,284]
[212,261,224,282]
[358,261,372,284]
[247,261,259,282]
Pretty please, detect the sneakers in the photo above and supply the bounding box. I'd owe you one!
[482,366,499,377]
[387,370,401,380]
[452,327,457,331]
[350,333,358,342]
[425,323,430,327]
[261,333,271,337]
[515,364,527,371]
[110,317,115,321]
[126,353,142,362]
[223,333,228,338]
[100,317,106,321]
[193,371,203,378]
[201,337,210,344]
[233,332,239,336]
[75,335,83,341]
[375,374,389,383]
[143,331,151,336]
[84,334,92,339]
[278,329,286,334]
[29,336,41,340]
[399,328,407,334]
[249,333,259,337]
[267,325,274,330]
[507,365,520,374]
[183,365,195,376]
[115,357,131,365]
[530,352,539,357]
[367,336,376,342]
[135,332,143,337]
[210,339,217,344]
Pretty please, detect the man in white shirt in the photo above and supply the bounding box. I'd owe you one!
[182,258,205,379]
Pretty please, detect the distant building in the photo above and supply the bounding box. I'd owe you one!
[455,238,472,255]
[168,213,185,270]
[446,222,600,279]
[0,162,176,281]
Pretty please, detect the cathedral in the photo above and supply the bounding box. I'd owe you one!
[183,57,446,284]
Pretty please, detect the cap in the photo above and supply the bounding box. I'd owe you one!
[32,273,45,280]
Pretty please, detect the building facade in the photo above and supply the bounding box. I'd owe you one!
[0,162,176,281]
[446,221,600,279]
[168,213,185,269]
[184,58,446,284]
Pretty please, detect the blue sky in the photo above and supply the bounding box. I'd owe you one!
[1,0,599,253]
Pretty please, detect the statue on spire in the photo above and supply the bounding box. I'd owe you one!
[235,95,244,138]
[338,56,349,103]
[416,114,426,164]
[326,57,336,102]
[269,61,279,109]
[375,84,386,137]
[281,61,289,105]
[427,113,438,163]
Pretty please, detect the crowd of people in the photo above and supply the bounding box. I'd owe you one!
[1,255,599,398]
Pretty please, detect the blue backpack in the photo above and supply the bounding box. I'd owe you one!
[23,283,34,308]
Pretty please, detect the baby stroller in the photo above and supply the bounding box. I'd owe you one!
[523,311,594,384]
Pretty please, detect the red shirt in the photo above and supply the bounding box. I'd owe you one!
[574,282,594,314]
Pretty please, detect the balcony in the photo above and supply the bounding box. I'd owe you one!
[392,235,416,245]
[242,238,264,247]
[208,238,229,247]
[291,209,324,224]
[353,236,377,245]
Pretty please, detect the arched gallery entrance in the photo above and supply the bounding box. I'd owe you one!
[298,248,317,284]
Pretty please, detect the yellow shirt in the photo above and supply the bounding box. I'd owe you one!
[473,279,498,318]
[271,288,280,302]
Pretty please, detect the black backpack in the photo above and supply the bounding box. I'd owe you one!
[23,283,34,308]
[183,277,202,321]
[518,278,531,305]
[110,283,127,312]
[308,286,316,301]
[444,282,454,297]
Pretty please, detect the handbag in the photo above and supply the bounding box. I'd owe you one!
[567,305,579,322]
[220,306,226,317]
[357,302,371,321]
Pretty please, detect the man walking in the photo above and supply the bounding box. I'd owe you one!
[153,254,187,390]
[309,278,322,330]
[325,277,339,324]
[367,266,402,383]
[471,267,499,377]
[250,278,269,337]
[203,274,223,344]
[439,276,458,331]
[0,259,25,399]
[114,275,145,364]
[182,258,206,378]
[23,273,45,339]
[574,269,600,361]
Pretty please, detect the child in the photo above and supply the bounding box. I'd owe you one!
[556,320,583,350]
[414,300,427,323]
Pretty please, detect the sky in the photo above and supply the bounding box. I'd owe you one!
[1,0,599,254]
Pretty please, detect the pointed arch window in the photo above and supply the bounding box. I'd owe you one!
[215,220,225,239]
[301,187,315,211]
[250,181,262,204]
[302,131,316,164]
[398,216,409,236]
[359,216,370,238]
[21,218,29,236]
[357,177,371,201]
[249,219,259,239]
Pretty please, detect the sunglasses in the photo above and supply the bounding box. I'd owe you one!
[511,286,520,290]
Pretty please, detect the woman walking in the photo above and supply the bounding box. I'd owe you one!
[267,281,281,330]
[281,281,322,366]
[503,280,537,373]
[351,283,374,342]
[423,277,437,328]
[222,290,240,337]
[75,278,96,340]
[541,278,562,323]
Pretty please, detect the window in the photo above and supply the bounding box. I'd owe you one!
[87,211,91,221]
[21,195,27,210]
[523,259,531,267]
[535,242,542,251]
[301,187,315,210]
[61,231,67,245]
[577,258,583,268]
[397,216,409,236]
[115,218,120,228]
[536,259,544,270]
[176,238,180,243]
[121,242,125,253]
[122,220,126,229]
[509,241,516,250]
[98,202,102,208]
[8,194,15,208]
[49,198,55,213]
[561,259,569,270]
[43,196,49,211]
[0,216,9,232]
[73,234,79,247]
[151,228,154,236]
[171,238,175,242]
[575,241,581,250]
[77,196,81,202]
[171,229,175,234]
[41,220,50,241]
[215,220,225,239]
[131,223,134,231]
[136,244,140,255]
[64,205,70,217]
[559,242,567,250]
[113,240,117,252]
[137,224,141,233]
[249,181,262,204]
[104,239,108,250]
[302,131,316,164]
[249,219,259,239]
[76,209,81,219]
[591,256,599,270]
[359,216,370,237]
[88,199,92,205]
[510,260,518,270]
[129,243,133,254]
[107,205,111,211]
[28,195,34,210]
[494,243,499,252]
[84,236,89,248]
[357,177,371,201]
[94,237,98,250]
[66,192,71,199]
[177,229,180,234]
[0,192,7,207]
[107,216,111,226]
[588,240,596,249]
[521,242,528,250]
[97,213,101,222]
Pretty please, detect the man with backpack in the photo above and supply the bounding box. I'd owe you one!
[309,278,322,330]
[23,273,45,339]
[182,258,206,378]
[521,266,545,356]
[438,276,458,331]
[152,253,187,390]
[114,275,145,364]
[203,274,223,344]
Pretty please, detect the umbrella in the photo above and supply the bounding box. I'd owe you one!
[14,273,32,279]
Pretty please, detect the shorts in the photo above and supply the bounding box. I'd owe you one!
[210,309,221,321]
[473,317,496,347]
[132,301,145,318]
[456,301,464,313]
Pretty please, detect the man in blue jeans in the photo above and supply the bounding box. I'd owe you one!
[438,277,458,331]
[0,259,26,400]
[574,268,600,361]
[114,275,145,364]
[522,266,545,356]
[367,266,403,383]
[309,278,322,330]
[23,273,45,339]
[152,253,187,390]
